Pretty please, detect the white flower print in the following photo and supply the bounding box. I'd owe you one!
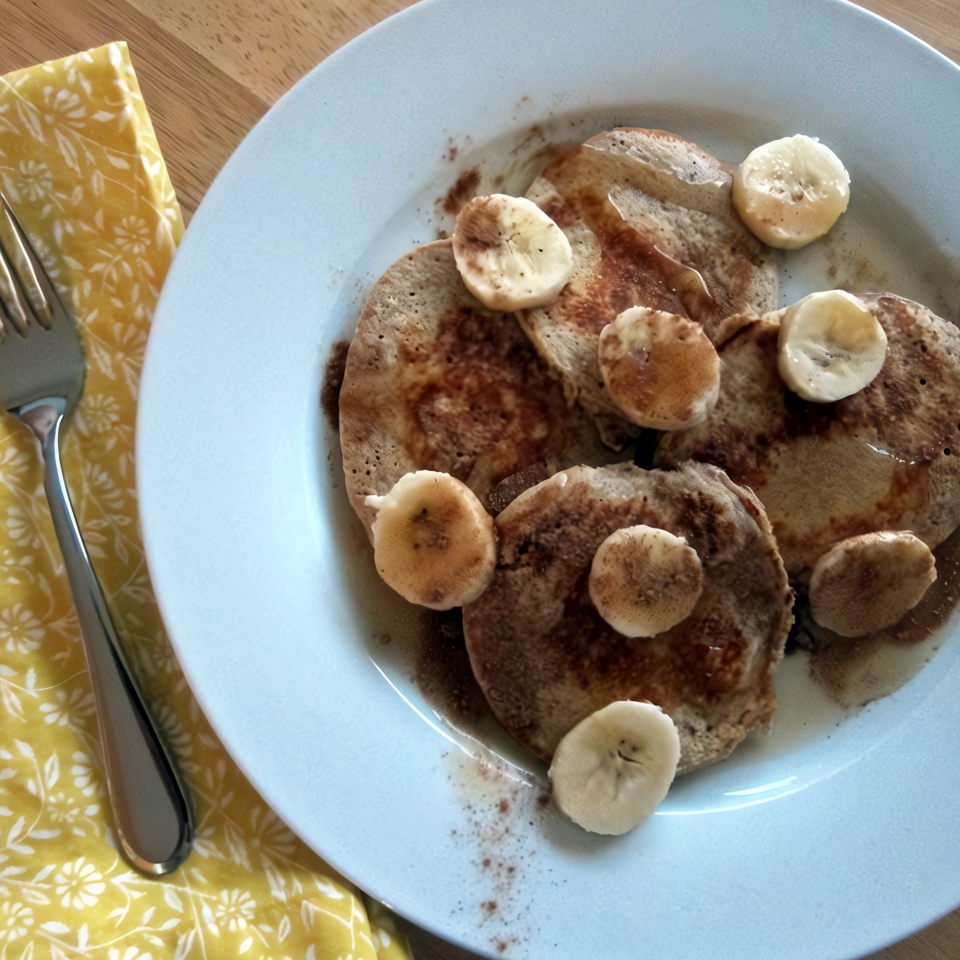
[147,638,180,677]
[16,158,53,201]
[71,751,102,797]
[6,506,36,548]
[40,85,86,131]
[54,856,106,908]
[112,216,151,257]
[88,322,148,394]
[80,460,124,513]
[212,889,255,932]
[153,703,193,768]
[40,685,96,727]
[0,444,34,487]
[77,393,121,435]
[250,806,297,860]
[0,605,44,653]
[27,233,64,285]
[0,902,34,944]
[0,544,34,585]
[46,789,97,827]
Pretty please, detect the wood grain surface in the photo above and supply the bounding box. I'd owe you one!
[2,2,958,959]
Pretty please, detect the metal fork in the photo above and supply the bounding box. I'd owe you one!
[0,192,191,875]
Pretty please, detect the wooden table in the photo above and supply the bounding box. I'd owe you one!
[2,1,958,958]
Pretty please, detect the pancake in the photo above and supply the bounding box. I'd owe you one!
[461,461,793,773]
[655,294,960,580]
[519,128,779,436]
[339,239,613,539]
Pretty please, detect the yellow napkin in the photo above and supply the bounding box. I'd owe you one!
[0,43,411,960]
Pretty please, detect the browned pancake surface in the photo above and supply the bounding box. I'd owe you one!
[339,240,613,538]
[519,129,779,432]
[656,294,960,579]
[462,462,793,773]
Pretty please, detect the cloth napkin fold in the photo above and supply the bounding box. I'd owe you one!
[0,42,411,960]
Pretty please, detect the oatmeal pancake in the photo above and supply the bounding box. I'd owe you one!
[339,240,613,539]
[656,294,960,579]
[519,128,779,433]
[462,461,793,773]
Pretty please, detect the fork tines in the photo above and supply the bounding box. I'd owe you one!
[0,193,55,341]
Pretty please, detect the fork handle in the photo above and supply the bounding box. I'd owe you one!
[38,405,192,874]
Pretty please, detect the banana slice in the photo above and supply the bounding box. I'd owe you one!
[777,290,887,402]
[548,700,681,835]
[452,194,573,311]
[588,524,704,638]
[365,471,496,610]
[732,134,850,248]
[598,307,720,430]
[809,531,937,637]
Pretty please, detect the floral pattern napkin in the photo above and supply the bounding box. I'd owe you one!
[0,42,410,960]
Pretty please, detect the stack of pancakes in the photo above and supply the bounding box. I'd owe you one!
[338,128,960,773]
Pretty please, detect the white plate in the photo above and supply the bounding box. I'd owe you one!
[137,1,960,957]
